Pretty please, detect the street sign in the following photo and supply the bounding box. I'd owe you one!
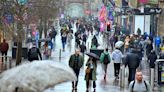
[144,8,162,15]
[133,8,162,15]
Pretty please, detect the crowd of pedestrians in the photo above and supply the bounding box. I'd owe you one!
[2,18,164,92]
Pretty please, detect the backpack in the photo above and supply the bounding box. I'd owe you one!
[103,54,110,64]
[29,47,38,59]
[132,80,148,92]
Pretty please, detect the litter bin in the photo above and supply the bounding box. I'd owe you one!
[155,59,164,85]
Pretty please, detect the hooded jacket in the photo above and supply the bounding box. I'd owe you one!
[112,49,123,63]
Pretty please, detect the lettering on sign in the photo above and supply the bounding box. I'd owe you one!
[149,9,155,13]
[156,9,162,13]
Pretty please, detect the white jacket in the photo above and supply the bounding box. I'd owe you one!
[112,49,123,63]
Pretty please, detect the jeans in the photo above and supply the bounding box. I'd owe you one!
[128,68,136,84]
[72,68,80,88]
[62,41,66,50]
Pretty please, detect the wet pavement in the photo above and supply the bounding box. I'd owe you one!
[43,27,129,92]
[0,24,163,92]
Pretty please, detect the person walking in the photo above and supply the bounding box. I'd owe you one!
[91,35,98,49]
[145,37,153,57]
[28,43,42,62]
[129,71,151,92]
[79,42,86,58]
[112,47,123,79]
[85,57,97,92]
[148,50,157,88]
[124,36,130,53]
[125,48,141,84]
[100,48,111,80]
[0,39,9,62]
[69,49,84,90]
[61,31,67,51]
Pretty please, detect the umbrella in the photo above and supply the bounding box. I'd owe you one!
[85,52,100,60]
[115,41,124,48]
[0,60,77,92]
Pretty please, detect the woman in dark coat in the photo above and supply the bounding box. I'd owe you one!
[85,57,97,92]
[91,35,98,49]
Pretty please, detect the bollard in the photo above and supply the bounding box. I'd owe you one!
[9,57,12,69]
[87,42,89,51]
[59,49,61,61]
[150,68,155,89]
[3,56,6,70]
[120,65,125,88]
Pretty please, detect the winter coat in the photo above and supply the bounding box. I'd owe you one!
[28,47,42,61]
[85,58,97,81]
[146,43,153,53]
[100,51,111,64]
[125,51,140,69]
[80,44,86,53]
[69,54,84,69]
[148,52,157,68]
[91,36,98,48]
[112,49,123,63]
[0,42,9,52]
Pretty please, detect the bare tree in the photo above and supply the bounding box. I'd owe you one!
[0,0,61,65]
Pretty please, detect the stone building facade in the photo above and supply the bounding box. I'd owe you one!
[158,1,164,36]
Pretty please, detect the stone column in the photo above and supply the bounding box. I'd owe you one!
[158,1,164,36]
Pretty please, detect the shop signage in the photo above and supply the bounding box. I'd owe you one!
[133,8,162,15]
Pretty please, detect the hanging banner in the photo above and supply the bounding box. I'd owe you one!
[99,5,107,22]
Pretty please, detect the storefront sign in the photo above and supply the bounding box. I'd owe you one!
[133,8,162,15]
[144,8,162,15]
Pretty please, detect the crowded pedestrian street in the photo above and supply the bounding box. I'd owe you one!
[0,0,164,92]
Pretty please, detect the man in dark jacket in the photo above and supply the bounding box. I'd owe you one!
[0,39,9,62]
[125,48,141,84]
[69,49,84,90]
[148,50,157,68]
[28,44,42,62]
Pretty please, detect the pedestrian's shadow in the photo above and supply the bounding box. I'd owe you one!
[72,89,77,92]
[113,78,119,86]
[100,79,108,85]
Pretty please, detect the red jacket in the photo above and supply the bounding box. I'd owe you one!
[0,42,9,52]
